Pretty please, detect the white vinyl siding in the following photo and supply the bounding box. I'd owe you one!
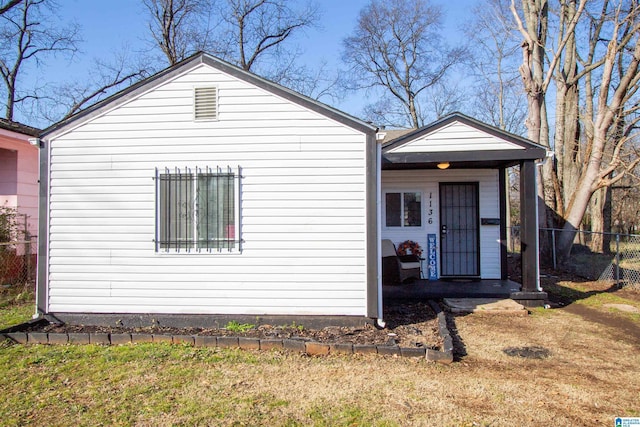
[46,64,369,316]
[381,169,501,279]
[386,121,525,153]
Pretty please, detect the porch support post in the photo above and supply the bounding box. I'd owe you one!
[519,160,539,292]
[499,167,508,280]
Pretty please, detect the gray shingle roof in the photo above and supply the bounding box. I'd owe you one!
[0,118,40,137]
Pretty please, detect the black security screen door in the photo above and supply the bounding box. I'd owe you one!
[439,183,480,277]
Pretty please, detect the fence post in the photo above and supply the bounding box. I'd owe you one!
[22,214,30,284]
[615,233,620,286]
[509,226,513,252]
[551,229,556,270]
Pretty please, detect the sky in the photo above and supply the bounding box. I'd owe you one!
[21,0,479,128]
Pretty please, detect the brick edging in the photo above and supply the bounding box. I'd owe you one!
[427,300,455,364]
[1,303,454,364]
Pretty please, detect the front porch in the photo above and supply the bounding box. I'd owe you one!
[383,278,547,307]
[383,279,520,300]
[371,113,549,319]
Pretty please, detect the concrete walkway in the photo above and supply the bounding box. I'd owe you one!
[443,298,527,315]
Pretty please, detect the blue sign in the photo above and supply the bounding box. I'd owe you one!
[616,418,640,427]
[427,233,437,280]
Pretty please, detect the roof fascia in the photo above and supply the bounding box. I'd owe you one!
[381,112,545,153]
[0,120,40,137]
[42,52,376,140]
[41,54,208,139]
[199,55,376,134]
[0,128,35,142]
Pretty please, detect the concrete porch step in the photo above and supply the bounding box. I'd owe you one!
[443,298,528,315]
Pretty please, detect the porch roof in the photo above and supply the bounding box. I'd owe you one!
[381,113,546,169]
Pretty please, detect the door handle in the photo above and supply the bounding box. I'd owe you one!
[441,224,447,235]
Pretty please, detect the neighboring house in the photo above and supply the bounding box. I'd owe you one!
[0,119,40,240]
[36,53,545,326]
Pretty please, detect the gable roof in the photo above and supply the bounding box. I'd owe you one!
[0,118,40,137]
[378,128,414,143]
[41,52,377,138]
[381,112,547,168]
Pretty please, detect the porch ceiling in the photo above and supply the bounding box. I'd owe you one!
[381,151,535,169]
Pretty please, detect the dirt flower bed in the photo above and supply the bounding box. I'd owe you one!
[29,302,443,349]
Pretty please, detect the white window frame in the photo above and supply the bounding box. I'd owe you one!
[383,190,423,228]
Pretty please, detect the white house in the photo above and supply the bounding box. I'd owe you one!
[36,53,545,327]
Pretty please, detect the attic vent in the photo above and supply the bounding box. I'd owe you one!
[194,87,218,120]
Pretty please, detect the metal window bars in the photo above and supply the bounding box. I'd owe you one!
[155,166,239,253]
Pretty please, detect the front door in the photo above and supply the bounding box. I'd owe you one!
[439,182,480,278]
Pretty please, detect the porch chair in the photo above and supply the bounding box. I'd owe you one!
[381,239,421,286]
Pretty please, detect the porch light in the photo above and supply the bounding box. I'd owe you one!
[437,162,450,170]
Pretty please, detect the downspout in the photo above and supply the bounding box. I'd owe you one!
[375,134,385,328]
[33,137,50,319]
[28,137,41,319]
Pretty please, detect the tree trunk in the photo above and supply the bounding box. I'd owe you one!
[556,79,581,219]
[590,176,613,254]
[556,13,640,260]
[4,77,15,121]
[590,187,604,253]
[514,0,552,246]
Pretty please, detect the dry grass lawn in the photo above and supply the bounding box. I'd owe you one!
[1,279,639,426]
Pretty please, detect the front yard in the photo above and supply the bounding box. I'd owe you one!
[1,276,639,426]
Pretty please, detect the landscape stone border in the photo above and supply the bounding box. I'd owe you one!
[1,301,454,364]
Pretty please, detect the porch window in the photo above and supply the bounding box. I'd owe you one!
[156,166,240,252]
[385,192,422,227]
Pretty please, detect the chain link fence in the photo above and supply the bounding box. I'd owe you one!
[510,226,640,289]
[1,211,37,290]
[0,237,37,288]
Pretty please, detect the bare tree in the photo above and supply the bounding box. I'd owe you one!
[219,0,319,74]
[511,0,640,258]
[466,0,526,135]
[612,168,640,235]
[342,0,466,128]
[0,0,80,121]
[557,2,640,256]
[511,0,587,236]
[38,51,151,122]
[142,0,218,65]
[272,58,344,104]
[0,0,20,15]
[142,0,324,93]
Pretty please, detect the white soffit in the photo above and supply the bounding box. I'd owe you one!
[387,121,525,153]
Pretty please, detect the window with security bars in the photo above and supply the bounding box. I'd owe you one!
[156,166,239,252]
